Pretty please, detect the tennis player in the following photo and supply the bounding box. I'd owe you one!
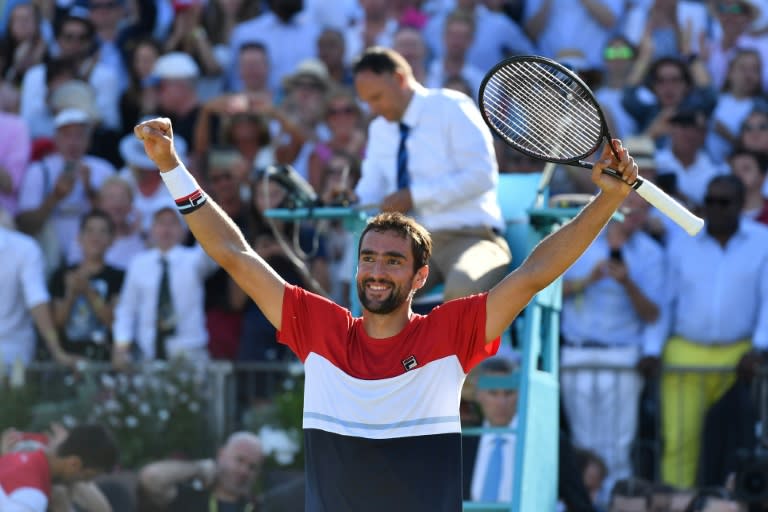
[134,117,638,512]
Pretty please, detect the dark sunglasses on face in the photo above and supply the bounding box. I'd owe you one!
[704,196,734,207]
[90,1,120,9]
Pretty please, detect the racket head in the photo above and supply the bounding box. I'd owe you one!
[478,55,612,165]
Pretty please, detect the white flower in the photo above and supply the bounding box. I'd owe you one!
[125,416,138,428]
[62,415,77,428]
[283,379,295,391]
[100,374,116,389]
[63,374,76,387]
[103,399,121,412]
[178,392,189,403]
[139,403,151,416]
[288,362,304,377]
[187,402,200,413]
[127,393,139,405]
[131,375,145,389]
[158,409,170,422]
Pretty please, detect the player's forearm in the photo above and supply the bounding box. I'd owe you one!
[139,459,209,501]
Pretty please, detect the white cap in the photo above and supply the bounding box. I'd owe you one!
[54,108,92,128]
[151,52,200,80]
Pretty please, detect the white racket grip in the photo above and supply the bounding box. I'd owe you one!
[634,178,704,236]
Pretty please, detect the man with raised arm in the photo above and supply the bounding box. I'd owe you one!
[134,117,638,512]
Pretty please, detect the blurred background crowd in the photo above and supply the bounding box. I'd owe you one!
[1,0,768,511]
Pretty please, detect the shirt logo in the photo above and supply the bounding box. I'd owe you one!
[402,355,418,372]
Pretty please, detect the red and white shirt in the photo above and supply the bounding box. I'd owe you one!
[0,450,51,511]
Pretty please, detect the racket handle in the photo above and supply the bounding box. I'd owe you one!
[630,176,704,236]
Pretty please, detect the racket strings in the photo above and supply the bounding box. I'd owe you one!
[481,60,603,161]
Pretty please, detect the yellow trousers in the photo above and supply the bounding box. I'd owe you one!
[660,336,752,488]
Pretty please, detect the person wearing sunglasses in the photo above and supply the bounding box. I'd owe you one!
[653,174,768,489]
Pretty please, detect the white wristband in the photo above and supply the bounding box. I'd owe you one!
[160,165,207,214]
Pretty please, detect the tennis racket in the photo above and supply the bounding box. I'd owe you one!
[478,55,704,236]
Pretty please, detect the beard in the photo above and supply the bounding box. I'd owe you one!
[357,278,410,315]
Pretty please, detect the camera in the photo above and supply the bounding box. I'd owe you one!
[257,164,318,209]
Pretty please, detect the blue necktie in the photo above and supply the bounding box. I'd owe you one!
[397,122,410,190]
[481,436,506,502]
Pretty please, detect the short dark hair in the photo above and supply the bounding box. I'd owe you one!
[476,357,516,376]
[352,46,412,78]
[359,212,431,272]
[239,41,268,57]
[707,174,746,206]
[80,209,115,235]
[728,147,768,175]
[610,477,654,508]
[56,424,119,472]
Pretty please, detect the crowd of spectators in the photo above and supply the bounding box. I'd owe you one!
[1,0,768,510]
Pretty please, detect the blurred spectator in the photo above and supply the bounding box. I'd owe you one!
[316,27,352,89]
[425,0,535,73]
[112,207,217,367]
[66,175,146,269]
[596,35,639,139]
[233,42,271,97]
[654,108,725,208]
[117,124,187,236]
[682,487,744,512]
[391,25,428,85]
[707,49,764,164]
[522,0,620,70]
[462,356,518,503]
[740,106,768,156]
[607,477,653,512]
[622,56,716,147]
[352,47,510,301]
[49,209,124,362]
[561,191,665,486]
[708,0,768,92]
[20,14,120,138]
[16,108,116,275]
[138,431,263,512]
[86,0,132,94]
[426,9,485,99]
[729,148,768,224]
[228,0,319,94]
[574,448,609,509]
[203,0,262,60]
[0,109,31,216]
[202,149,250,360]
[654,175,768,488]
[0,423,119,512]
[622,0,712,60]
[275,59,331,179]
[307,87,365,192]
[343,0,398,69]
[150,51,203,160]
[0,2,47,100]
[119,37,161,136]
[164,0,223,100]
[193,95,274,173]
[0,223,76,368]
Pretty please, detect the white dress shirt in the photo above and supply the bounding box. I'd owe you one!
[227,11,320,93]
[662,220,768,350]
[112,245,218,359]
[653,148,726,207]
[0,227,50,366]
[471,416,518,503]
[355,84,504,233]
[561,229,665,354]
[17,154,116,260]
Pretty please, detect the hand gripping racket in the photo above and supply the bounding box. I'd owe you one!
[478,55,704,236]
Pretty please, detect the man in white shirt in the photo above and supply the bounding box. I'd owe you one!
[0,225,77,368]
[16,109,116,275]
[352,47,511,301]
[463,357,518,504]
[651,174,768,488]
[112,207,217,367]
[560,191,665,488]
